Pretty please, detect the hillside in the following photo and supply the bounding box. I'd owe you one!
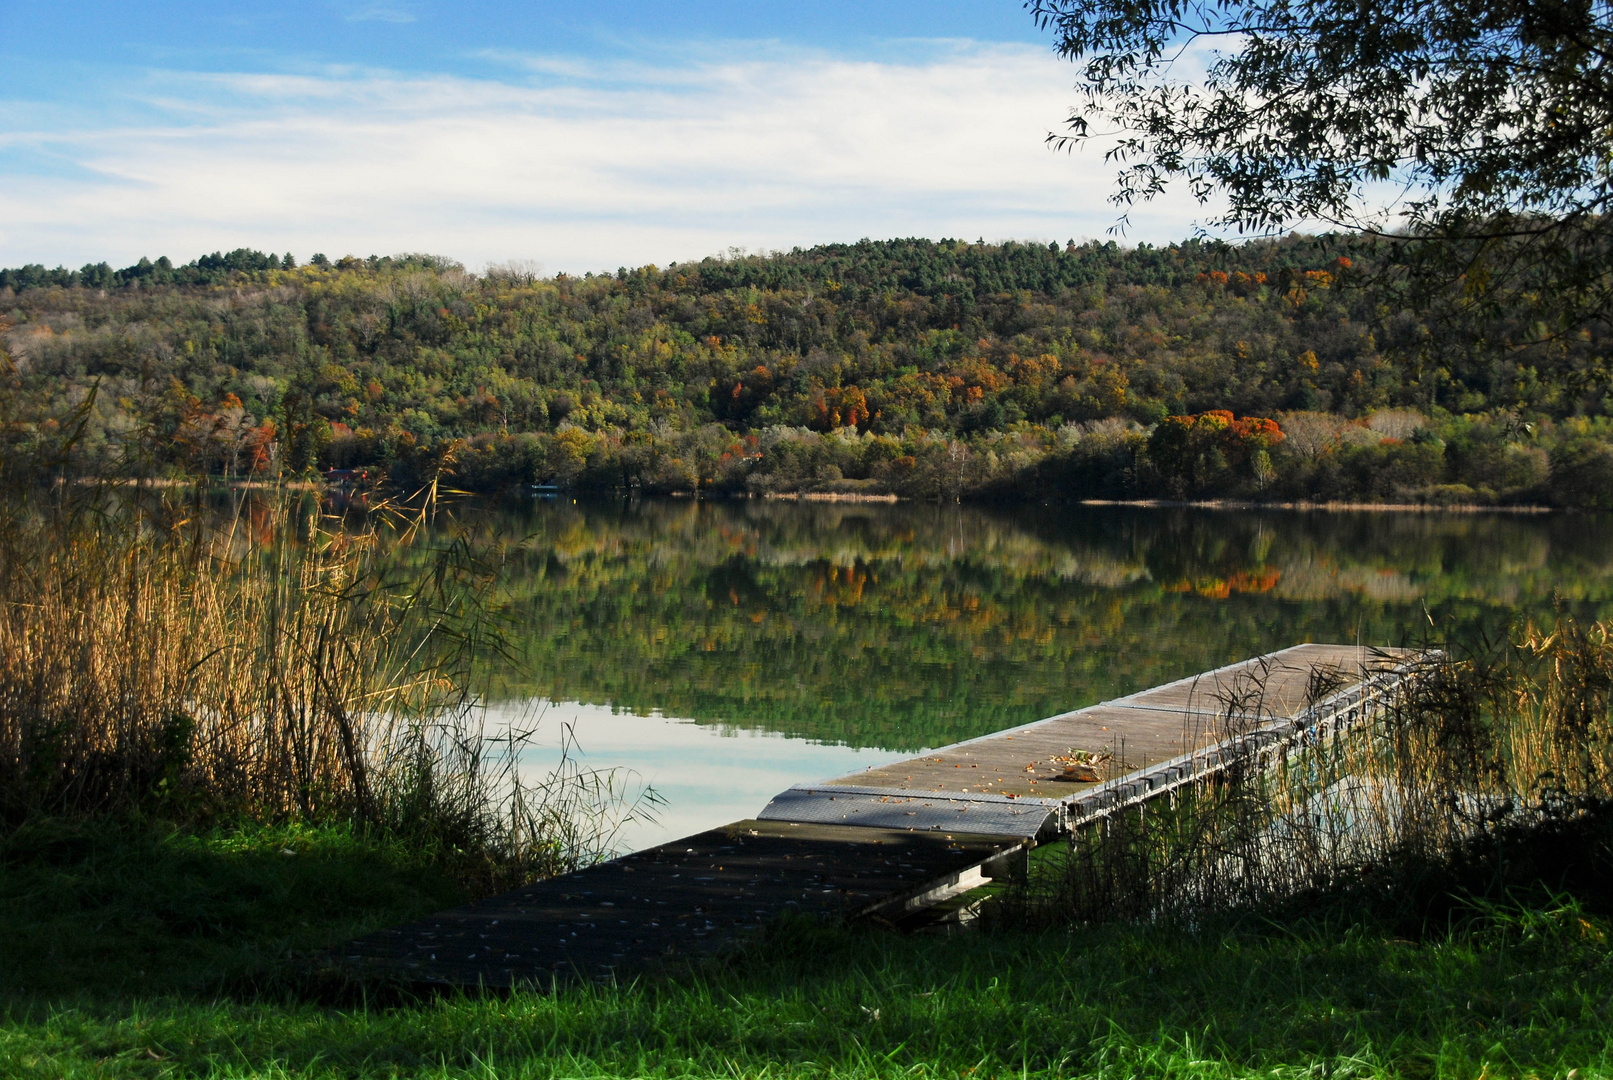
[3,237,1610,505]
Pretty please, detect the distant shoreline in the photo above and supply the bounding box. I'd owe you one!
[1076,498,1559,514]
[69,477,1574,512]
[678,489,1563,511]
[760,491,901,504]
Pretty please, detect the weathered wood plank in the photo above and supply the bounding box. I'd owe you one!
[336,820,1027,987]
[797,644,1414,804]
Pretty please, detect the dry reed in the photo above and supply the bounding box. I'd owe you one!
[0,485,646,894]
[1019,623,1613,925]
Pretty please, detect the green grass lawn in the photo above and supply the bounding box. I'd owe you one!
[1,819,1609,1079]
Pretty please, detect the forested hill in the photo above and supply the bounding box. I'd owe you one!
[3,237,1610,506]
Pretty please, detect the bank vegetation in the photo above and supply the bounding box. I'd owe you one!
[5,237,1611,506]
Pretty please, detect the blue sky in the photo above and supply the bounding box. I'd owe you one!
[0,2,1216,273]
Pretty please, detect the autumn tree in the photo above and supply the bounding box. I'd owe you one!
[1030,0,1613,388]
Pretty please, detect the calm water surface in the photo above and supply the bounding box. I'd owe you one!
[449,500,1613,850]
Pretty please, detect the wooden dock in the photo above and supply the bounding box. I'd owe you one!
[337,643,1417,987]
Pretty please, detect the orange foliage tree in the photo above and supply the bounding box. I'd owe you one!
[1146,410,1284,496]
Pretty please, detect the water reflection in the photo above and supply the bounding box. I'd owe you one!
[456,500,1613,752]
[490,700,912,853]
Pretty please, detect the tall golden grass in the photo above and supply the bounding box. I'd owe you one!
[1026,623,1613,924]
[0,485,643,894]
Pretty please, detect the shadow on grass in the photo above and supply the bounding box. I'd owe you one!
[0,817,465,1007]
[1,816,1611,1078]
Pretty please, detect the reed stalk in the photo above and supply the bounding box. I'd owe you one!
[0,484,642,895]
[1019,623,1613,925]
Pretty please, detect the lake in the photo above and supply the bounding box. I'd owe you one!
[444,499,1613,851]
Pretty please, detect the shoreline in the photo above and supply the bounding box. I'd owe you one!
[731,490,1563,513]
[64,477,1575,512]
[760,491,901,504]
[1076,498,1559,514]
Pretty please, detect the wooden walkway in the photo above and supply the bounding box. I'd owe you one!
[337,643,1417,987]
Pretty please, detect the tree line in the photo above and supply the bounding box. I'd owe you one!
[1,236,1609,505]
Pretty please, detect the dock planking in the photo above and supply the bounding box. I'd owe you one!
[337,643,1416,988]
[337,819,1029,987]
[759,643,1415,834]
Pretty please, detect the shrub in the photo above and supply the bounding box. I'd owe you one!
[1550,439,1613,509]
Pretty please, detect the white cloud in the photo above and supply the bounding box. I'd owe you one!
[0,43,1222,272]
[344,2,419,24]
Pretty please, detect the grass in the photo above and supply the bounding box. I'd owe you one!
[0,818,466,1002]
[1,462,1607,1076]
[1,817,1610,1079]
